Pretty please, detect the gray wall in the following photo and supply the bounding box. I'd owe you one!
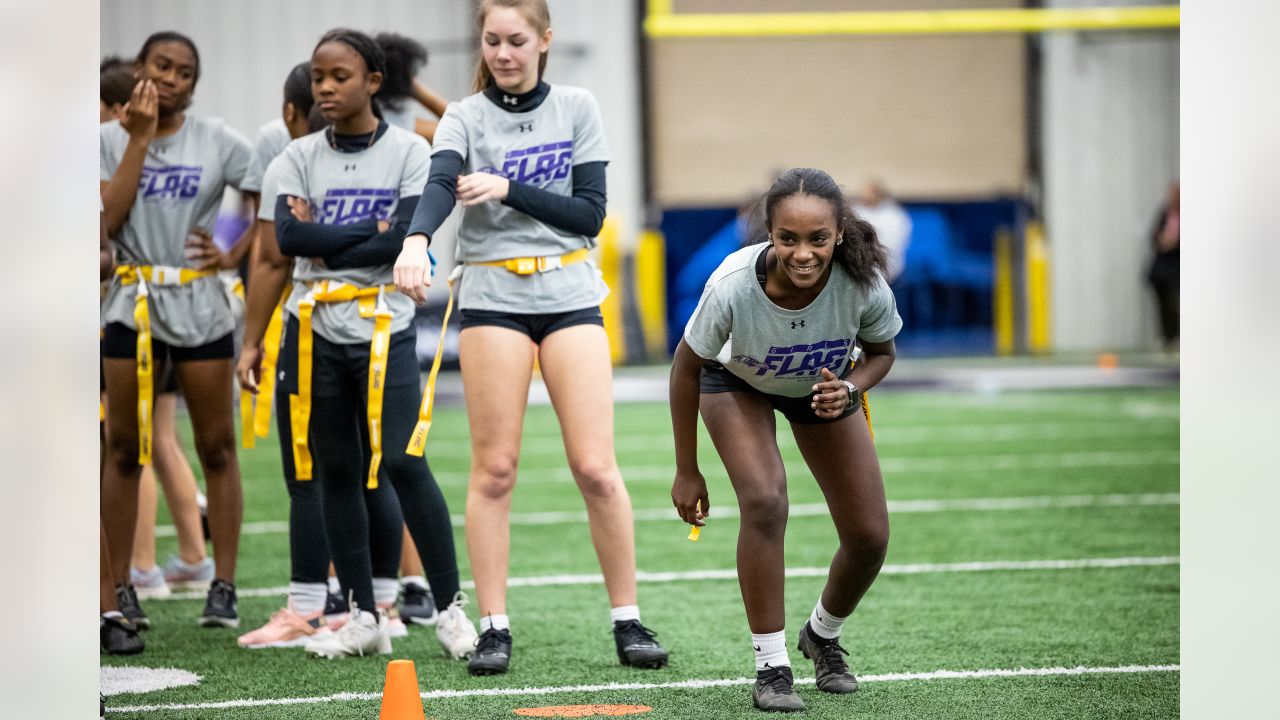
[1042,0,1179,351]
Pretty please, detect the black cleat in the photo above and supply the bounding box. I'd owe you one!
[797,622,858,693]
[115,584,150,630]
[613,620,669,669]
[752,664,806,713]
[324,589,349,617]
[400,583,437,626]
[468,627,512,676]
[100,615,145,655]
[199,579,239,628]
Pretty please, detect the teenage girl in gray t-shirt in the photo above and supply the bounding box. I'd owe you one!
[395,0,668,677]
[99,32,250,631]
[671,168,901,712]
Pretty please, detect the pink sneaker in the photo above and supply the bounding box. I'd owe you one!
[378,602,408,639]
[237,605,331,649]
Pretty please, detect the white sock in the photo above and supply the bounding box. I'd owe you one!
[480,614,510,633]
[373,578,399,607]
[102,611,124,620]
[809,599,847,640]
[289,582,327,616]
[400,575,427,590]
[326,576,341,594]
[610,605,640,624]
[752,630,790,671]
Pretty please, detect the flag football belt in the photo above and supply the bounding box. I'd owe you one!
[239,286,291,452]
[289,281,397,488]
[404,248,591,458]
[115,264,217,465]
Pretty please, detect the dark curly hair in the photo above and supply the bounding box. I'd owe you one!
[374,32,427,112]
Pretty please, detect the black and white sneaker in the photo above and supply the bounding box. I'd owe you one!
[613,620,669,669]
[752,664,806,713]
[797,621,858,693]
[199,579,239,628]
[400,582,437,626]
[100,614,144,655]
[115,584,150,630]
[467,627,512,676]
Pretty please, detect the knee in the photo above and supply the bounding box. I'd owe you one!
[737,484,789,538]
[471,455,518,501]
[842,522,890,564]
[194,431,237,477]
[105,432,141,476]
[569,458,621,502]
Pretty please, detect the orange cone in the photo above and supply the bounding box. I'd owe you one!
[378,659,426,720]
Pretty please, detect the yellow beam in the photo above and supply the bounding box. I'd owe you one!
[645,6,1179,38]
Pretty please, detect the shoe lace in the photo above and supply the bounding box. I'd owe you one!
[758,664,794,694]
[812,637,851,673]
[615,620,660,646]
[475,628,510,654]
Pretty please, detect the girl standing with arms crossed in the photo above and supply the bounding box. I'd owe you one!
[100,31,249,629]
[670,168,900,713]
[396,0,668,677]
[264,29,476,659]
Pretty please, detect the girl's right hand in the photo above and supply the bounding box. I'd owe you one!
[236,344,263,394]
[395,234,433,305]
[122,79,158,141]
[672,469,710,527]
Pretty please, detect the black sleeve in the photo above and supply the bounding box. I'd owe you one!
[324,196,421,270]
[502,161,607,237]
[405,151,464,241]
[274,194,376,257]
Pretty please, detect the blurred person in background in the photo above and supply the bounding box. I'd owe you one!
[852,180,911,283]
[375,32,450,143]
[671,168,899,713]
[396,0,669,678]
[1147,180,1179,351]
[100,31,250,631]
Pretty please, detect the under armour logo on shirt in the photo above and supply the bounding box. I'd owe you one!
[503,94,518,105]
[791,320,806,329]
[344,163,356,171]
[518,123,533,132]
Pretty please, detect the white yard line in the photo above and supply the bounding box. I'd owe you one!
[156,556,1178,601]
[165,492,1177,537]
[106,662,1180,713]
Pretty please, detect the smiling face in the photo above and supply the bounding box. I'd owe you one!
[311,41,381,126]
[481,6,550,94]
[769,193,841,291]
[136,41,197,114]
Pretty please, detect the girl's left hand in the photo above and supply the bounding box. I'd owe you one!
[456,172,510,207]
[811,367,850,419]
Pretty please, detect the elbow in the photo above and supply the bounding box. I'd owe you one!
[585,206,607,237]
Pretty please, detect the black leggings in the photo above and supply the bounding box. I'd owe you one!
[299,320,461,613]
[276,319,404,590]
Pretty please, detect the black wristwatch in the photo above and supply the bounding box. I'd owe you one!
[842,380,859,406]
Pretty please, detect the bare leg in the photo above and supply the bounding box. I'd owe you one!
[538,325,636,607]
[399,525,423,577]
[150,392,206,564]
[102,358,146,583]
[175,359,243,583]
[700,392,788,633]
[132,466,159,571]
[459,326,535,617]
[101,520,119,612]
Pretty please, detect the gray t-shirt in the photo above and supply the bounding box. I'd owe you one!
[241,118,291,194]
[274,126,430,345]
[100,116,251,346]
[684,244,903,397]
[430,85,611,313]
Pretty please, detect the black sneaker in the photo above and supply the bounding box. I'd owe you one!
[400,582,437,626]
[199,579,239,628]
[467,627,512,676]
[115,584,150,630]
[797,621,858,693]
[100,614,144,655]
[613,620,669,669]
[752,664,806,713]
[324,589,349,616]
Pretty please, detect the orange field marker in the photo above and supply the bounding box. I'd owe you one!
[378,659,426,720]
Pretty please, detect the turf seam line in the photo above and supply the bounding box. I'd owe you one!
[104,663,1181,712]
[153,556,1179,601]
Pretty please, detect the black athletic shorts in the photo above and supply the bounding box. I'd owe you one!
[276,316,420,398]
[101,322,235,364]
[459,306,604,344]
[699,363,858,425]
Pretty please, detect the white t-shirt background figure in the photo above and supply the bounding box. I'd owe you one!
[853,180,912,283]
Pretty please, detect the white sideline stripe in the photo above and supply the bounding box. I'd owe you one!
[164,492,1179,537]
[156,556,1178,601]
[105,663,1180,713]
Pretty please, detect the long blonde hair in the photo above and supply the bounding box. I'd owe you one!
[472,0,551,93]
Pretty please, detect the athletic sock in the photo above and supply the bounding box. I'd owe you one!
[752,630,790,671]
[373,577,399,607]
[480,614,510,633]
[809,599,847,640]
[101,611,124,621]
[400,575,427,590]
[289,582,327,616]
[610,605,640,624]
[326,576,341,595]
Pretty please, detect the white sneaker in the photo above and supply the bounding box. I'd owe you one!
[378,602,409,639]
[304,608,390,659]
[435,592,479,660]
[130,566,171,600]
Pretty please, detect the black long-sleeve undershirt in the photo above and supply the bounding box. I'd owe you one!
[274,194,374,258]
[323,196,420,269]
